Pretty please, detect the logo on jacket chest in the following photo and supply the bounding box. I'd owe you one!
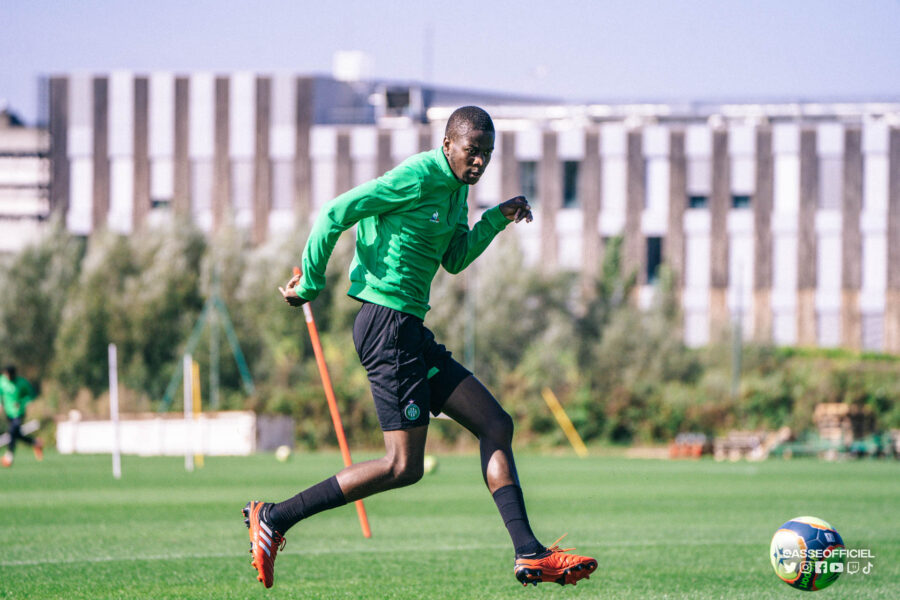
[429,211,440,223]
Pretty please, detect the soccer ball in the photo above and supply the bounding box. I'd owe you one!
[274,445,292,462]
[423,454,438,475]
[770,516,844,591]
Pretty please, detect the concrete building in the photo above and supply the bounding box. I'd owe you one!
[0,108,50,252]
[39,72,900,352]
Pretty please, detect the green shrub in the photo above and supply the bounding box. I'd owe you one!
[1,224,897,448]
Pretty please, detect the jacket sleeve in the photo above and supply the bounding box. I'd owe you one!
[441,205,510,274]
[295,168,420,301]
[21,379,35,403]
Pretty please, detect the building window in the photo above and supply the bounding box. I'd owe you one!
[688,195,708,209]
[563,161,579,208]
[151,197,171,209]
[385,88,410,112]
[731,194,751,209]
[646,236,663,284]
[519,161,538,206]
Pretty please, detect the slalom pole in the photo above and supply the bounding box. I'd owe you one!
[184,354,194,472]
[294,267,372,538]
[541,387,589,458]
[191,360,204,469]
[108,343,122,479]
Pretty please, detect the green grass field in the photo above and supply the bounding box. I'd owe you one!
[0,450,897,599]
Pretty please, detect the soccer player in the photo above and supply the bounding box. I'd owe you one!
[1,365,43,467]
[244,106,596,588]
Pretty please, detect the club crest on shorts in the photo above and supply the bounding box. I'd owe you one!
[430,211,440,223]
[404,402,421,420]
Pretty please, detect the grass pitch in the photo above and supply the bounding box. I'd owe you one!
[0,450,897,599]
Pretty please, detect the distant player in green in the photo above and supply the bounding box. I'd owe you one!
[1,365,43,467]
[243,106,596,588]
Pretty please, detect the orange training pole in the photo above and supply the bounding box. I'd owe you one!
[294,267,372,538]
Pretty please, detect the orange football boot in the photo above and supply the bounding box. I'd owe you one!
[33,439,43,461]
[514,535,598,586]
[243,501,286,588]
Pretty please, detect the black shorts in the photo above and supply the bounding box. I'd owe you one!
[352,301,471,431]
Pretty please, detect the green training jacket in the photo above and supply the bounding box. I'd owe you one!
[295,147,510,319]
[1,376,35,420]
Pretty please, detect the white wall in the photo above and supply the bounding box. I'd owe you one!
[56,411,257,456]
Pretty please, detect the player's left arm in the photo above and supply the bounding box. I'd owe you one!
[20,379,35,410]
[441,196,532,274]
[23,379,34,401]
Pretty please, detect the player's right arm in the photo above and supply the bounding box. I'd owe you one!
[284,168,420,305]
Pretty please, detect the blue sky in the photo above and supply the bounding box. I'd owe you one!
[3,0,899,124]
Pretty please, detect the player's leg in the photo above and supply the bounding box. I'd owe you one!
[441,375,520,491]
[418,332,545,558]
[243,302,432,587]
[268,424,427,530]
[8,417,21,453]
[333,424,427,501]
[10,416,40,456]
[438,374,597,586]
[2,418,21,467]
[31,435,43,461]
[439,376,541,552]
[244,426,427,587]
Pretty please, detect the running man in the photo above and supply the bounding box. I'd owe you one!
[243,106,597,588]
[1,365,43,467]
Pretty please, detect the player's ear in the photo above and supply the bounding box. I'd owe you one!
[442,135,451,153]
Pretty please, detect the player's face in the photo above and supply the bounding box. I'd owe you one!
[442,129,494,184]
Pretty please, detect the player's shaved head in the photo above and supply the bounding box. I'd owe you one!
[444,106,494,141]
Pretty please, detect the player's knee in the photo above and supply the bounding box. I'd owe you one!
[384,451,423,487]
[390,458,424,487]
[487,410,514,447]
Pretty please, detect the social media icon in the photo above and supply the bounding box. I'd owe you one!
[830,562,843,573]
[863,562,873,575]
[815,562,827,574]
[847,562,859,574]
[801,561,813,573]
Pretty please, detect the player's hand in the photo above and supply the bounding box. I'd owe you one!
[499,196,533,223]
[278,271,307,307]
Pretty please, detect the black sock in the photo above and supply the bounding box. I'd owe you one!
[492,484,544,557]
[267,476,347,534]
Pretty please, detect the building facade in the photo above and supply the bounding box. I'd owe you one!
[43,72,900,352]
[0,109,50,252]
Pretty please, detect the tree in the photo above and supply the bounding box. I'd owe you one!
[0,218,85,383]
[52,223,205,398]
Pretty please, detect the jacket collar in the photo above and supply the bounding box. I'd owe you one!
[432,147,465,191]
